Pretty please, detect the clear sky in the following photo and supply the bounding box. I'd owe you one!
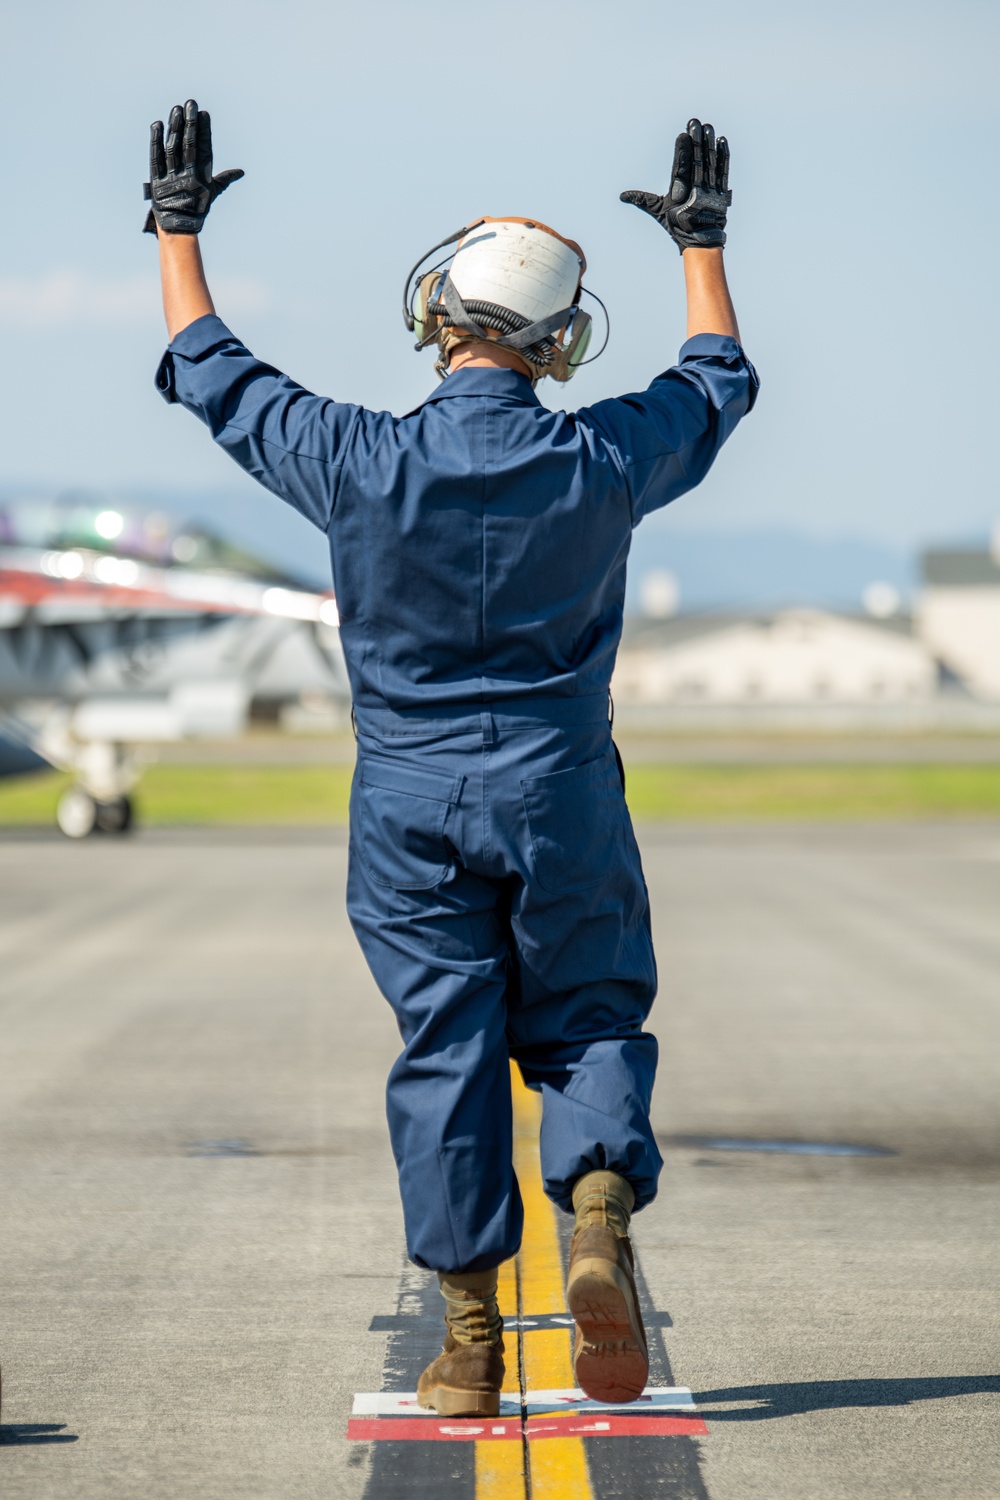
[1,0,996,584]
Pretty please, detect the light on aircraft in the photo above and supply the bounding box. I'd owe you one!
[94,556,140,587]
[55,551,85,579]
[95,510,125,540]
[262,587,322,621]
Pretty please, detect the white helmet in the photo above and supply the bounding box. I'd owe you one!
[402,216,603,382]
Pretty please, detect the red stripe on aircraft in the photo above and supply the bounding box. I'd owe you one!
[0,572,248,614]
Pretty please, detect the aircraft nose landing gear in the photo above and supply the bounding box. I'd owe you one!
[56,786,135,839]
[56,786,97,839]
[35,730,141,839]
[95,795,133,834]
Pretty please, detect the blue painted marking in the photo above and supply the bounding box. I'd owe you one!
[186,1139,260,1157]
[676,1136,895,1158]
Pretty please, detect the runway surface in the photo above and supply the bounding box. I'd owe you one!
[1,823,998,1498]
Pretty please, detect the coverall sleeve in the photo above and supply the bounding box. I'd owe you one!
[155,314,361,533]
[579,334,759,527]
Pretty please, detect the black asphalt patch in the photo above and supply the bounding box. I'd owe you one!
[360,1266,478,1500]
[554,1211,711,1500]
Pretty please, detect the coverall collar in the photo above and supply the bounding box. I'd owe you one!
[416,366,541,410]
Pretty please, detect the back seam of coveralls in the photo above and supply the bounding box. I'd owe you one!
[482,402,493,865]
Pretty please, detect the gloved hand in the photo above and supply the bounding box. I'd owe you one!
[620,119,731,254]
[143,99,244,235]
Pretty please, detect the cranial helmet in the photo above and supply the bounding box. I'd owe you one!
[402,217,606,383]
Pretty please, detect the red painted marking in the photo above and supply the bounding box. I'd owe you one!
[347,1417,521,1442]
[347,1414,708,1442]
[528,1414,708,1439]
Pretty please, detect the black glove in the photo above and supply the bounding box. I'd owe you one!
[143,99,244,235]
[620,118,731,254]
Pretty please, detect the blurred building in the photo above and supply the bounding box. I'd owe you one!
[638,568,680,619]
[613,610,936,706]
[917,547,1000,700]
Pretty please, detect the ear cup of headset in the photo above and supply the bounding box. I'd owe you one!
[413,272,444,345]
[564,308,593,374]
[544,306,591,382]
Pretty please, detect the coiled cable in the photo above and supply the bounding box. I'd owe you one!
[430,298,556,364]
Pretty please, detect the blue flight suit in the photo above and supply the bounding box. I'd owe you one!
[157,316,758,1273]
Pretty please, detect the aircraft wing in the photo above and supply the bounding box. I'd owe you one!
[0,543,348,832]
[0,545,339,625]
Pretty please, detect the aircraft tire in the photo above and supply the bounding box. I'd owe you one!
[95,796,134,835]
[57,787,98,839]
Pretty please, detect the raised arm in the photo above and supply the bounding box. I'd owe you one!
[158,233,215,342]
[144,99,243,340]
[683,247,739,342]
[579,119,756,525]
[621,117,740,341]
[144,100,360,536]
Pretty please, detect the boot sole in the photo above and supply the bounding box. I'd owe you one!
[417,1385,501,1418]
[567,1255,649,1405]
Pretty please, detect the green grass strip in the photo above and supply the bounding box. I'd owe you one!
[0,766,354,826]
[2,762,1000,827]
[623,763,1000,819]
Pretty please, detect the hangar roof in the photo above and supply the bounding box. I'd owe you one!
[922,550,1000,586]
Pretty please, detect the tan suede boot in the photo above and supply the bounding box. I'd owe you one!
[566,1170,648,1404]
[417,1269,505,1417]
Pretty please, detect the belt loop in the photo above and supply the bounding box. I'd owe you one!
[350,705,358,741]
[480,710,495,746]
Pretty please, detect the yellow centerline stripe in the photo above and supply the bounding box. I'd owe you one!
[474,1251,525,1497]
[475,1065,594,1498]
[497,1255,521,1396]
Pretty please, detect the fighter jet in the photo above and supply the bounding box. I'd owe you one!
[0,503,348,836]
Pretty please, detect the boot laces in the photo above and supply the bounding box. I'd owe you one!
[574,1186,631,1240]
[441,1285,502,1345]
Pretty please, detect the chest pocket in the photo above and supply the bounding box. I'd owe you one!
[356,755,462,890]
[521,754,622,895]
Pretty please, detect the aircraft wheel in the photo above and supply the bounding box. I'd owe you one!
[57,787,98,839]
[95,796,134,835]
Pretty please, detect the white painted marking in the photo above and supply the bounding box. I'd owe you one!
[516,1315,576,1327]
[525,1387,696,1414]
[352,1392,522,1418]
[352,1386,696,1418]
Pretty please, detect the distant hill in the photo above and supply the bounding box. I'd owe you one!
[626,526,916,614]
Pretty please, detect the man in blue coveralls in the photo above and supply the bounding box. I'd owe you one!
[146,100,757,1417]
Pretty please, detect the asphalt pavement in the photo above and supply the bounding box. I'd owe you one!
[0,823,998,1498]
